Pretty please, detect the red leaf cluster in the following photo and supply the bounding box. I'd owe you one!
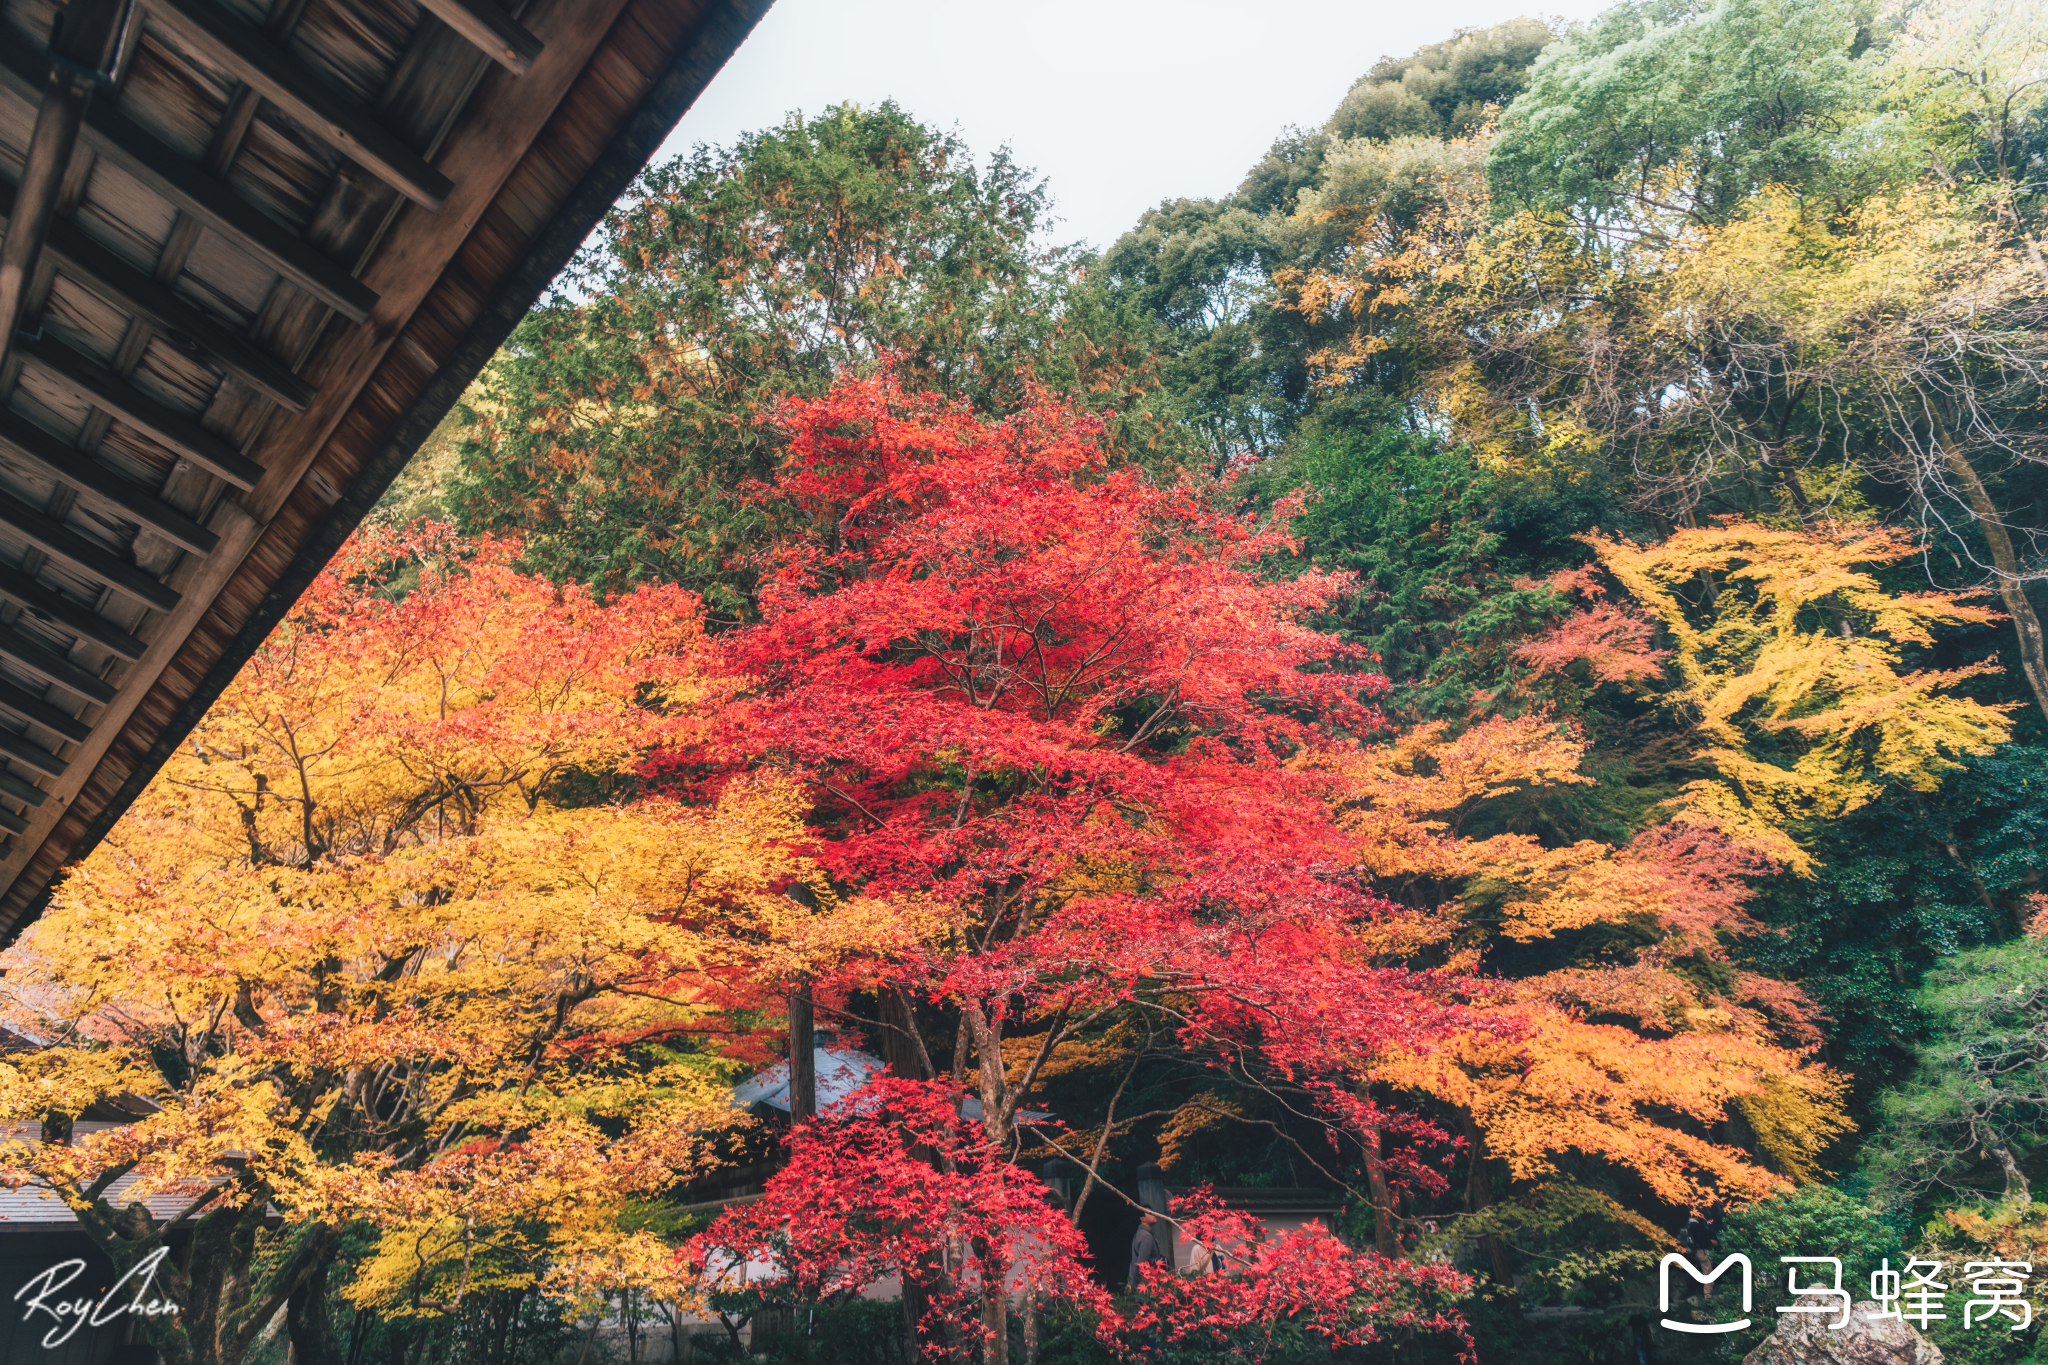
[1124,1187,1473,1360]
[683,1079,1107,1341]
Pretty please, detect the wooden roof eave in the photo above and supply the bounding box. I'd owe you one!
[0,0,773,935]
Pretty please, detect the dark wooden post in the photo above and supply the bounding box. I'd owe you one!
[787,976,815,1123]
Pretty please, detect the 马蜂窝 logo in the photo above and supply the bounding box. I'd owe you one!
[1657,1255,2034,1335]
[1660,1253,1752,1332]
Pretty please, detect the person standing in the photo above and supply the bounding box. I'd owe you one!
[1129,1211,1169,1287]
[1680,1203,1725,1300]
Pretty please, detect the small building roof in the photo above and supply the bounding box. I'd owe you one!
[729,1045,1052,1124]
[732,1044,887,1116]
[0,1119,231,1233]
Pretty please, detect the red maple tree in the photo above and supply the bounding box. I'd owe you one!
[1128,1189,1474,1360]
[662,372,1480,1357]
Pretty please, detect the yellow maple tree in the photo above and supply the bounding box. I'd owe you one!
[1309,713,1850,1247]
[1530,523,2015,872]
[0,526,822,1365]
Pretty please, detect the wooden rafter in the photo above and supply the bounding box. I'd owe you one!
[0,186,316,411]
[141,0,454,210]
[0,676,90,744]
[0,563,145,661]
[417,0,544,75]
[0,727,66,780]
[0,43,380,322]
[0,625,117,706]
[16,334,262,489]
[0,407,219,555]
[0,0,129,372]
[0,488,180,613]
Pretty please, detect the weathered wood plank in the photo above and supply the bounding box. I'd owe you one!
[0,562,147,661]
[30,204,314,410]
[142,0,454,209]
[0,487,182,613]
[0,406,219,555]
[415,0,542,75]
[0,42,378,321]
[0,675,90,744]
[0,624,117,705]
[0,725,70,780]
[0,0,130,375]
[0,759,50,808]
[18,333,262,489]
[241,0,639,526]
[0,497,259,903]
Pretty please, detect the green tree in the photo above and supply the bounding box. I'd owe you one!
[1096,198,1304,463]
[1249,414,1592,721]
[1098,18,1559,463]
[1489,0,1908,224]
[449,102,1167,606]
[1867,935,2048,1211]
[1722,1184,1905,1283]
[1326,16,1556,144]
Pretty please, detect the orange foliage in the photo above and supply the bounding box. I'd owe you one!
[1314,713,1848,1207]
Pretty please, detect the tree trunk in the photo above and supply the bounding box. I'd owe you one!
[78,1195,313,1365]
[1941,436,2048,725]
[286,1262,346,1365]
[788,976,816,1122]
[962,1006,1011,1365]
[982,1273,1008,1365]
[1363,1124,1398,1257]
[1461,1119,1514,1284]
[1986,1133,2032,1209]
[880,989,932,1080]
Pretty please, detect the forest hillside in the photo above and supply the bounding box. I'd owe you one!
[6,2,2048,1363]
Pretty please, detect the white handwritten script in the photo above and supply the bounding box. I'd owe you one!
[14,1246,179,1348]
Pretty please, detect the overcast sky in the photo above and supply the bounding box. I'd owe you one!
[654,0,1618,254]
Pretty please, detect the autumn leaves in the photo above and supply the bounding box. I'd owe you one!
[0,367,1974,1363]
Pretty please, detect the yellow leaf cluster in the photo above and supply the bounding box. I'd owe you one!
[1318,712,1850,1203]
[1586,522,2013,871]
[1376,1004,1824,1207]
[0,531,840,1298]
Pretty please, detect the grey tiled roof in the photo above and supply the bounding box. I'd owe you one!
[0,1121,221,1232]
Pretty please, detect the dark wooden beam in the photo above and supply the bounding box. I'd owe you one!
[0,562,146,662]
[417,0,544,75]
[0,727,69,781]
[0,626,117,706]
[0,764,50,809]
[0,677,89,745]
[18,334,263,490]
[142,0,455,210]
[0,488,181,613]
[47,220,314,412]
[0,407,220,556]
[0,45,379,324]
[0,0,132,372]
[0,183,316,411]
